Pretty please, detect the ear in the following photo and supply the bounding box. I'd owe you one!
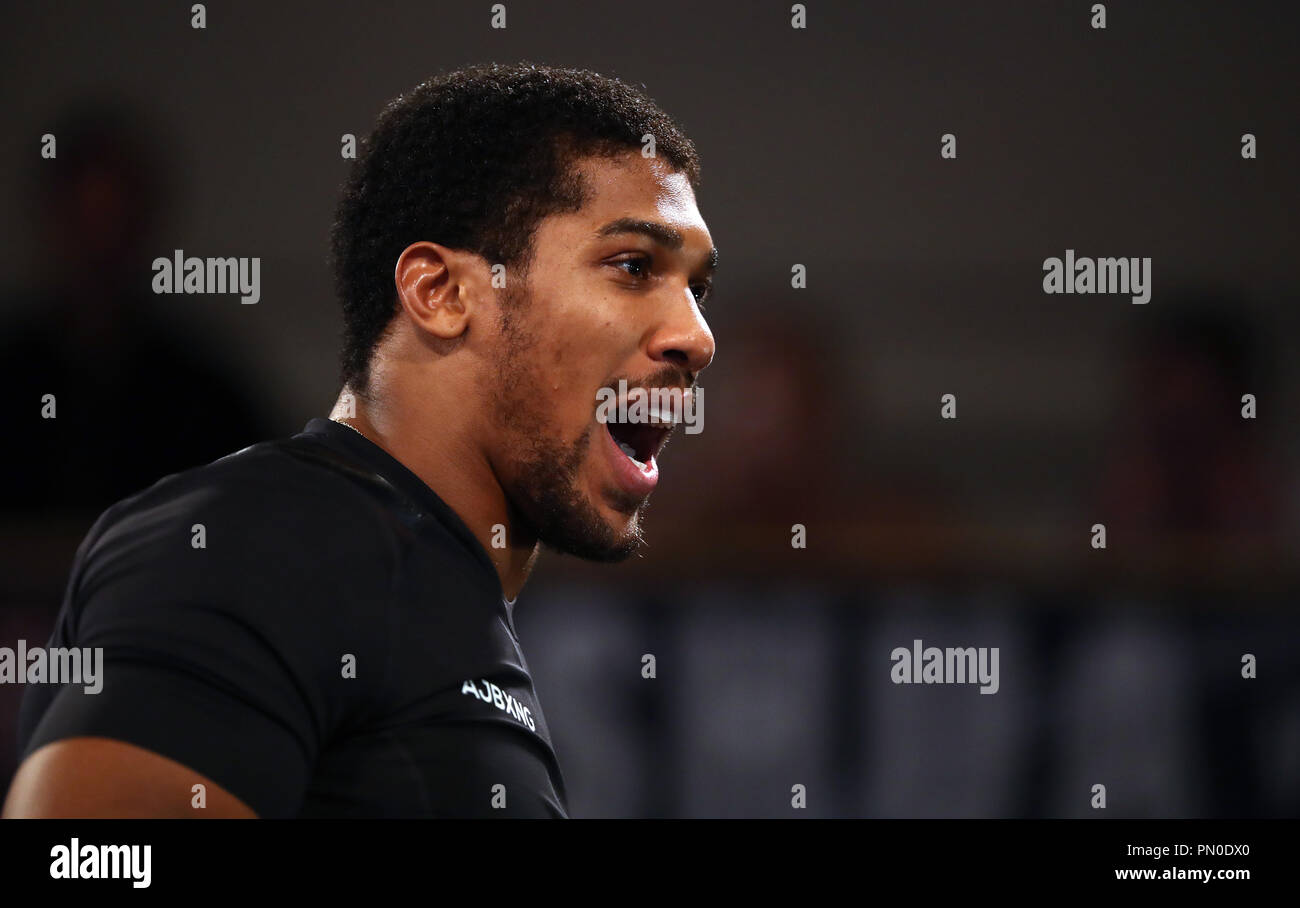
[393,241,485,340]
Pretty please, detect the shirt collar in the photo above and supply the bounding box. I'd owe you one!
[298,417,504,596]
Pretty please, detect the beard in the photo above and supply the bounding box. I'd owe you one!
[487,282,647,563]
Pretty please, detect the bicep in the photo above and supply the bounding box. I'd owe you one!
[20,475,395,818]
[11,658,316,817]
[3,736,257,818]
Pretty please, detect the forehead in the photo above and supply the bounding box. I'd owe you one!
[564,151,709,239]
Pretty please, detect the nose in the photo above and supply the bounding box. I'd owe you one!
[646,287,715,376]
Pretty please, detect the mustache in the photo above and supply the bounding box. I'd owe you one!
[602,365,697,397]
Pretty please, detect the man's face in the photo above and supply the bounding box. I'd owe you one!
[485,151,716,561]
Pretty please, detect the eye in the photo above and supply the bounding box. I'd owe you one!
[690,282,712,306]
[612,254,652,280]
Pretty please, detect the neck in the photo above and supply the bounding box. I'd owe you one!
[328,382,540,602]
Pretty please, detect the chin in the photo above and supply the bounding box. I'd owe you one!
[540,496,647,563]
[543,528,642,563]
[507,437,652,564]
[603,512,644,551]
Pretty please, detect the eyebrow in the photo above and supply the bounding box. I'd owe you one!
[595,217,719,274]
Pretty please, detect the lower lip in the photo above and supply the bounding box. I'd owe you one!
[602,424,659,497]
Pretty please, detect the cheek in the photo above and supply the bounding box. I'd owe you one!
[523,273,638,423]
[544,296,628,387]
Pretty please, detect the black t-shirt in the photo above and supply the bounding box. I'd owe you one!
[16,418,569,818]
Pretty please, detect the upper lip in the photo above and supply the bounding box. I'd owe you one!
[611,387,694,427]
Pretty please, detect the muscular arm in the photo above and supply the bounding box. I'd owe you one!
[3,737,257,818]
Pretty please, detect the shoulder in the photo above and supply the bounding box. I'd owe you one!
[70,434,409,634]
[91,434,399,557]
[55,434,411,728]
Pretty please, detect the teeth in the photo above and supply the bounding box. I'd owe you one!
[646,404,681,426]
[616,440,646,467]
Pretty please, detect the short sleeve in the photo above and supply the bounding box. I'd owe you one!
[19,462,399,817]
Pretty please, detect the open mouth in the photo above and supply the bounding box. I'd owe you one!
[604,417,671,472]
[596,385,685,499]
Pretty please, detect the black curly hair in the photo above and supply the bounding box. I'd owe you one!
[329,61,702,395]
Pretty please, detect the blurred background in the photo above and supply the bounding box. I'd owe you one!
[1,1,1297,816]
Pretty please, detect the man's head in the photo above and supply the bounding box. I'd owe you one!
[330,62,716,562]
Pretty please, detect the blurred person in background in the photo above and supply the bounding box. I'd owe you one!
[0,99,272,516]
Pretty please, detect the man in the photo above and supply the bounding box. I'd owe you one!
[4,62,716,818]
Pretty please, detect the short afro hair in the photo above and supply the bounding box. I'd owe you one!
[329,61,702,394]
